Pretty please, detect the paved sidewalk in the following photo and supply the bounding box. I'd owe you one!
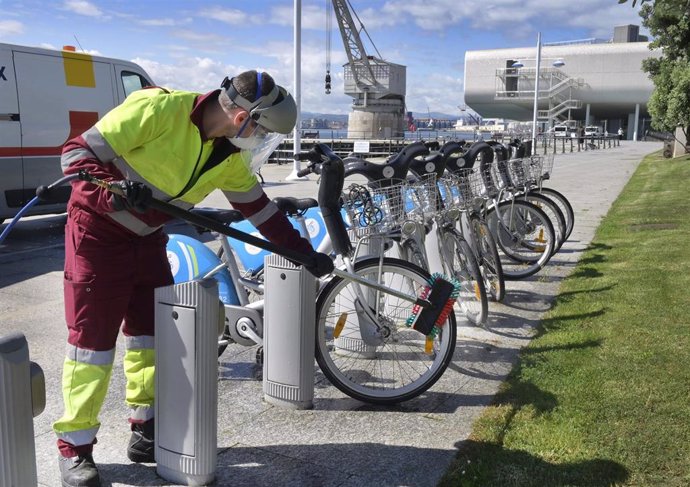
[0,141,659,486]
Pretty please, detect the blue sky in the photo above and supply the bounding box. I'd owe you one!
[0,0,647,116]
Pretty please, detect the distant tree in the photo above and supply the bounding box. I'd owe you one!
[619,0,690,146]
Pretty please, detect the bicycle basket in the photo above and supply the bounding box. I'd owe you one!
[469,163,501,198]
[540,154,555,180]
[522,156,542,184]
[507,158,530,187]
[438,172,472,210]
[341,180,408,233]
[406,173,440,221]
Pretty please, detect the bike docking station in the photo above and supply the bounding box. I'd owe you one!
[151,253,317,486]
[0,332,46,487]
[262,254,316,409]
[154,279,220,486]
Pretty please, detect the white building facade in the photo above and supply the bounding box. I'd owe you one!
[463,29,662,140]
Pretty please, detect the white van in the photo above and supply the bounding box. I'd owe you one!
[552,125,570,138]
[584,126,603,137]
[0,42,154,222]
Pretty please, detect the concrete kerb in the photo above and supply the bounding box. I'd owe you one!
[0,141,660,486]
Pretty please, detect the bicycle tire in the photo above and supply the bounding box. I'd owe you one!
[469,214,505,302]
[315,257,457,405]
[533,187,575,242]
[439,229,488,326]
[486,200,556,280]
[521,193,567,251]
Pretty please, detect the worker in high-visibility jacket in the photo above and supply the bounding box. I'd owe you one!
[54,70,333,487]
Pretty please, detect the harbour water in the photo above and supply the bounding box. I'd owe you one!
[299,128,503,142]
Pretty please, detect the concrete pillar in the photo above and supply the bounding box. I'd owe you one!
[633,103,640,141]
[585,104,591,126]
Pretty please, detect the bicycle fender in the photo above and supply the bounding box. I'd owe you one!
[166,234,240,305]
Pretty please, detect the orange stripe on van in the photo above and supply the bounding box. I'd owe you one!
[0,111,99,157]
[62,51,96,88]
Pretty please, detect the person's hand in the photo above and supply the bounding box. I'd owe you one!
[305,252,334,278]
[110,180,153,213]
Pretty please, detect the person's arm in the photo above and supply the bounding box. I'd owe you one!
[61,133,125,213]
[223,182,315,256]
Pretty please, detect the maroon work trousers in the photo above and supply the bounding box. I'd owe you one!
[63,205,173,351]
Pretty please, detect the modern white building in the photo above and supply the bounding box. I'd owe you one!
[463,26,662,140]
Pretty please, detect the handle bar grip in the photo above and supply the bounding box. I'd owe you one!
[296,166,312,178]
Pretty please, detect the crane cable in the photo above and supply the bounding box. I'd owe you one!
[325,0,332,94]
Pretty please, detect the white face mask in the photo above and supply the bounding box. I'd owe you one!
[228,134,263,150]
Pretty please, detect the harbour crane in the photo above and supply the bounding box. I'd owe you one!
[325,0,407,139]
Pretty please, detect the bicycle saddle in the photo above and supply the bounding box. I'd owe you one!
[343,141,429,187]
[272,196,318,216]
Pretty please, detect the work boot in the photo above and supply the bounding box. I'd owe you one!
[127,420,155,463]
[58,453,101,487]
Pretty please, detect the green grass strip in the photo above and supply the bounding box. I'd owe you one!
[439,151,690,487]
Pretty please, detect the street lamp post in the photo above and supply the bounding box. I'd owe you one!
[513,34,565,155]
[287,0,305,181]
[531,32,542,156]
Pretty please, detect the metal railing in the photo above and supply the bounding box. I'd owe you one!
[266,133,623,165]
[534,134,622,155]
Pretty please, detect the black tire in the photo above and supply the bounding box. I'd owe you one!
[521,193,567,251]
[439,229,488,327]
[315,257,457,405]
[486,200,556,280]
[470,215,505,302]
[533,187,575,242]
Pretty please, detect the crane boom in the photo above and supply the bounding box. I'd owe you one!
[326,0,407,139]
[330,0,378,90]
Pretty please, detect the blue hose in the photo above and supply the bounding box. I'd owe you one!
[0,174,79,245]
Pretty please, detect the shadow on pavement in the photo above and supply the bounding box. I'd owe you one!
[98,442,463,487]
[441,439,629,487]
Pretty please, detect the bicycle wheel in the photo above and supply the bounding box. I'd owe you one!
[439,229,488,326]
[486,200,556,280]
[533,187,575,242]
[315,257,457,404]
[521,192,567,251]
[469,214,505,302]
